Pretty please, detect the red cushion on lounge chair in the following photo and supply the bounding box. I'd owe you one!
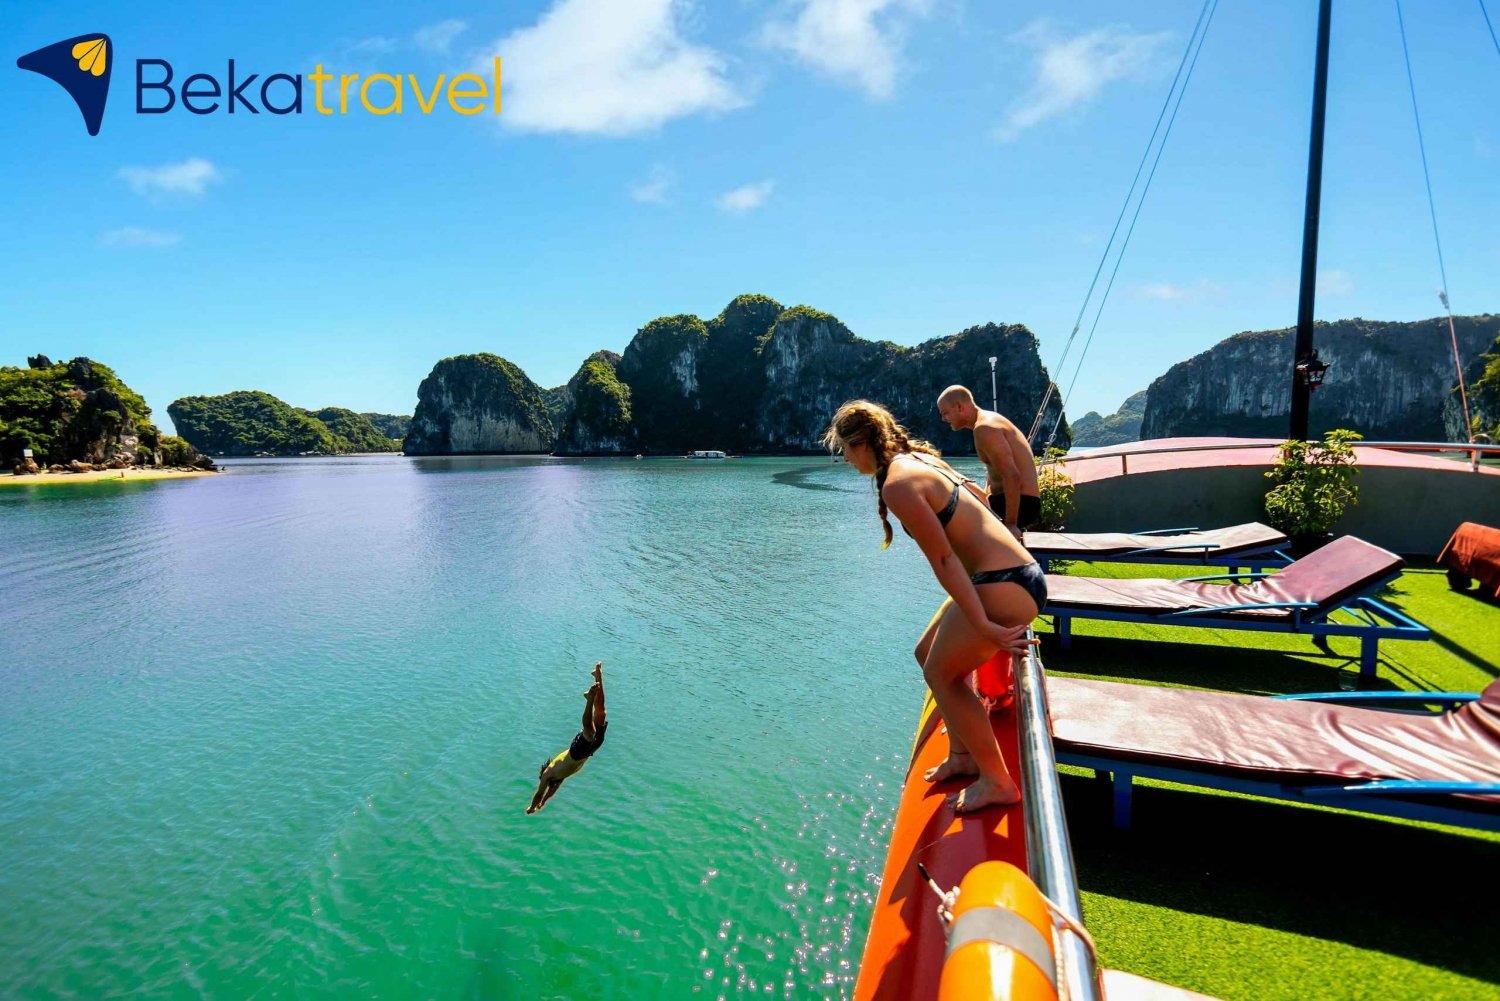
[1438,521,1500,599]
[1240,536,1402,610]
[1048,677,1500,804]
[1025,523,1287,558]
[1044,536,1402,618]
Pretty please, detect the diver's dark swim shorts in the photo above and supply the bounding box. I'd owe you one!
[569,720,608,760]
[990,492,1042,529]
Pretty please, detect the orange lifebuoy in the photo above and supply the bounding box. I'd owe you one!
[974,651,1015,708]
[937,861,1058,1001]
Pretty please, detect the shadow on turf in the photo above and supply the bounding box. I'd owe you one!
[1061,773,1500,985]
[1036,633,1401,695]
[1427,630,1499,680]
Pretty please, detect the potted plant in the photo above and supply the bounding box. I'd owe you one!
[1034,447,1075,531]
[1263,428,1361,556]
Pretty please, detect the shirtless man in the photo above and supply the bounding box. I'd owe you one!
[936,385,1040,539]
[527,662,607,814]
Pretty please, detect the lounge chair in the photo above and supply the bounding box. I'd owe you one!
[1025,522,1289,572]
[1044,536,1429,684]
[1047,675,1500,832]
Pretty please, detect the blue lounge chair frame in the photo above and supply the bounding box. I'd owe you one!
[1049,568,1430,685]
[1032,526,1291,574]
[1059,691,1500,833]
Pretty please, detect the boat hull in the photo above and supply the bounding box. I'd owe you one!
[854,692,1028,1001]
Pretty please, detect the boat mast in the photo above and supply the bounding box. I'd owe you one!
[1290,0,1333,442]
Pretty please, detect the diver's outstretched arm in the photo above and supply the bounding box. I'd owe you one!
[527,777,550,814]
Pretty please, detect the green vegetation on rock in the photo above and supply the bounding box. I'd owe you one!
[615,315,713,453]
[169,391,398,456]
[1,355,162,466]
[304,408,402,453]
[1457,335,1500,440]
[404,353,555,455]
[410,295,1069,457]
[1071,390,1146,447]
[1141,315,1499,441]
[360,413,411,440]
[170,391,334,456]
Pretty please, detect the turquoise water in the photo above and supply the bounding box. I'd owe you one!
[0,455,971,999]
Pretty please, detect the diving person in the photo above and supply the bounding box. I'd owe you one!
[824,400,1043,813]
[527,661,608,815]
[936,385,1042,539]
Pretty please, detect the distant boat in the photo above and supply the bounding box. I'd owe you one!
[686,450,728,459]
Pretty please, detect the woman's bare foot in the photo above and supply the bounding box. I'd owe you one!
[924,751,979,782]
[950,774,1022,813]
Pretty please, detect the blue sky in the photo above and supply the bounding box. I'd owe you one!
[3,0,1498,433]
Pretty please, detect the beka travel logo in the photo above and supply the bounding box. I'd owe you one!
[16,34,503,136]
[17,34,113,136]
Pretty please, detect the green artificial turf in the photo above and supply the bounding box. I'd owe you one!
[1035,561,1500,1001]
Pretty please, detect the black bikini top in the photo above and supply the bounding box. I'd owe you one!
[900,455,980,536]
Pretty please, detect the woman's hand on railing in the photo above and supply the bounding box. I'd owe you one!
[980,621,1035,655]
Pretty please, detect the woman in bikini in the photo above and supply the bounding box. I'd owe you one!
[823,401,1046,813]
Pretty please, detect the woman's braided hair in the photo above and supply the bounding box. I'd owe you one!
[822,400,941,548]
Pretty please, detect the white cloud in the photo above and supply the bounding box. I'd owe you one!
[118,158,221,199]
[762,0,932,100]
[998,20,1173,141]
[1138,282,1187,300]
[630,165,675,203]
[485,0,746,136]
[414,19,468,54]
[1318,269,1354,296]
[99,227,181,248]
[717,180,773,213]
[1135,279,1222,301]
[343,36,399,58]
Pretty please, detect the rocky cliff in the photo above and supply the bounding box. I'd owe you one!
[552,295,1066,455]
[1071,390,1146,447]
[1140,315,1500,441]
[3,355,210,471]
[554,352,631,455]
[406,296,1065,457]
[753,308,1066,453]
[403,353,555,454]
[1445,334,1500,441]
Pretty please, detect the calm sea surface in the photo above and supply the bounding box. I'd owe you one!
[0,454,982,999]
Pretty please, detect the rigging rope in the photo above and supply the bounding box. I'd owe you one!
[1480,0,1500,62]
[1042,0,1221,450]
[1395,0,1475,443]
[1025,0,1216,445]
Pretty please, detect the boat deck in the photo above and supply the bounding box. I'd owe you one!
[1037,558,1500,1000]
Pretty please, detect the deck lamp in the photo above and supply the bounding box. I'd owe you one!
[1297,350,1330,391]
[988,356,998,411]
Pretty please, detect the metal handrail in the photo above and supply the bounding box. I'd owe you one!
[1015,632,1101,1001]
[1047,438,1499,473]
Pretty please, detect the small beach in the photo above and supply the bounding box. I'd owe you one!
[0,467,218,487]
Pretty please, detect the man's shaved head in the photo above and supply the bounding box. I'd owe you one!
[936,385,980,431]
